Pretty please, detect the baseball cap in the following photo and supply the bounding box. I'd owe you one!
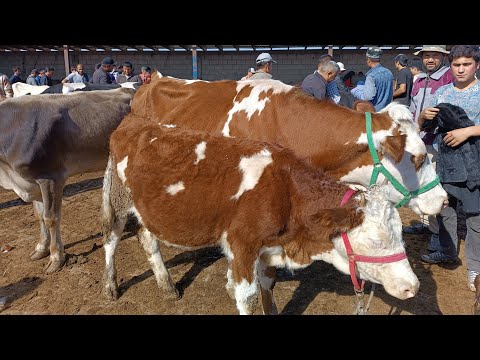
[247,67,255,73]
[394,54,409,66]
[256,52,276,65]
[101,56,115,65]
[337,62,346,71]
[31,68,38,74]
[413,45,449,56]
[366,46,382,59]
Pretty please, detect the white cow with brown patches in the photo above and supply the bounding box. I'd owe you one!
[101,114,419,315]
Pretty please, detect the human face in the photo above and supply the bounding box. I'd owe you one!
[450,56,479,86]
[422,51,444,73]
[102,64,113,72]
[76,66,84,75]
[123,66,133,76]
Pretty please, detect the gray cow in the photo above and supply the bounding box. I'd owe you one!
[0,87,136,272]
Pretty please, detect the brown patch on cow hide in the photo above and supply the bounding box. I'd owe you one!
[411,153,426,172]
[283,207,364,265]
[381,130,406,164]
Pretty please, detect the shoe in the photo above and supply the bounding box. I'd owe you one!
[467,270,479,292]
[421,251,459,264]
[427,233,442,252]
[403,224,432,235]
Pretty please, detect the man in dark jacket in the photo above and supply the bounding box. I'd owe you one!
[91,57,115,84]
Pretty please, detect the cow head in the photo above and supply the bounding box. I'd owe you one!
[324,185,419,300]
[346,103,447,216]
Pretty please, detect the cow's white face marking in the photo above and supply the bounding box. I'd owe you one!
[341,103,447,215]
[222,80,293,137]
[116,156,128,183]
[232,149,272,200]
[165,181,185,195]
[149,137,158,143]
[162,124,176,128]
[194,141,207,165]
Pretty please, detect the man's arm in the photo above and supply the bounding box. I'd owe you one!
[393,83,406,98]
[2,76,13,98]
[363,75,377,101]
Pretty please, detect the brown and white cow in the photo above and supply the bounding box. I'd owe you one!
[102,115,419,315]
[129,74,447,216]
[0,87,136,272]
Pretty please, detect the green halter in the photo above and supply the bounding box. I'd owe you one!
[365,112,440,208]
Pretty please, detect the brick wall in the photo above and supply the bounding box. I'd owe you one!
[0,49,449,85]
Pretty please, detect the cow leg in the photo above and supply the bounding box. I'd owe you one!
[103,214,127,300]
[137,227,180,300]
[231,254,259,315]
[29,200,51,260]
[225,262,235,300]
[37,178,65,273]
[257,258,278,315]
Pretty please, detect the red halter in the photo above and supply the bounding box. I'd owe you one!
[340,189,407,292]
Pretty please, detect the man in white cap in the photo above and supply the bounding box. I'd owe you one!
[403,45,455,248]
[334,61,349,92]
[249,52,276,80]
[240,67,256,80]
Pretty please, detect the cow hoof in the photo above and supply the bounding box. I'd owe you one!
[163,288,181,301]
[30,250,50,261]
[474,298,480,316]
[44,259,64,273]
[105,286,119,301]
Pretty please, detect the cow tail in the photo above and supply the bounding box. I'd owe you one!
[101,155,115,236]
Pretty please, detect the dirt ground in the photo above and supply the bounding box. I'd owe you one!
[0,171,477,315]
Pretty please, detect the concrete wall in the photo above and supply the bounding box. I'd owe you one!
[0,49,432,85]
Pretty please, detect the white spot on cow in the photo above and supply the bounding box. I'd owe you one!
[156,72,163,79]
[104,241,116,266]
[231,149,272,200]
[129,205,144,225]
[116,156,128,183]
[119,82,137,89]
[222,80,293,137]
[162,124,176,128]
[165,181,185,196]
[184,79,205,84]
[194,141,207,165]
[234,258,259,315]
[219,231,233,260]
[149,137,158,143]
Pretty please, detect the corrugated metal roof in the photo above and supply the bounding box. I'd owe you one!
[0,45,430,52]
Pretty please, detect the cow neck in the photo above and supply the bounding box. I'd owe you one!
[339,188,407,293]
[365,112,440,208]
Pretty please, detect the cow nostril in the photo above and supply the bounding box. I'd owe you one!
[405,289,416,299]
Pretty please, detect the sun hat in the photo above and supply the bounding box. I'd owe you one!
[413,45,449,56]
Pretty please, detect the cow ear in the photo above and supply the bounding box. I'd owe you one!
[310,208,363,233]
[381,134,406,164]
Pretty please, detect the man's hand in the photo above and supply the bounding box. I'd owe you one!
[418,107,440,128]
[444,128,471,147]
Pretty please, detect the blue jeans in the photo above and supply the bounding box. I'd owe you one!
[437,196,480,273]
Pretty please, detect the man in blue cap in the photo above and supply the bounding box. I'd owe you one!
[91,56,115,84]
[249,52,276,80]
[353,46,394,111]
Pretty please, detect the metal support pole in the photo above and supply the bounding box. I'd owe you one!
[192,45,198,79]
[63,45,70,77]
[328,45,333,57]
